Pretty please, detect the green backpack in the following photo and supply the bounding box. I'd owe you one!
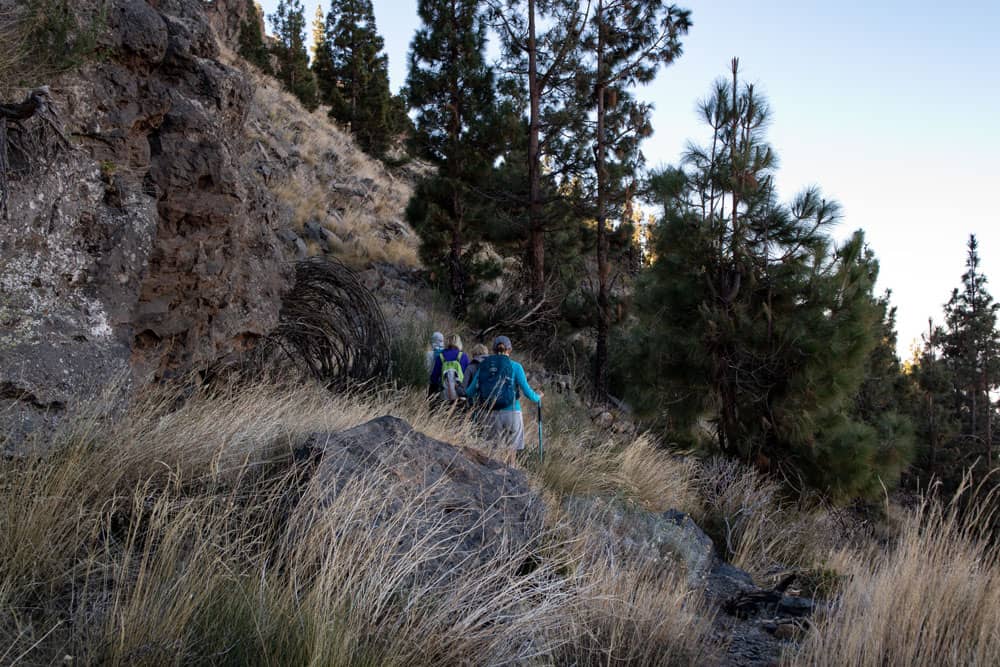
[439,353,465,401]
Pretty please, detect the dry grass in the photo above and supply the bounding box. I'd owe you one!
[618,434,702,517]
[239,63,421,271]
[695,458,850,582]
[0,381,720,664]
[13,377,996,665]
[553,559,719,666]
[786,478,1000,666]
[520,393,702,520]
[0,9,28,97]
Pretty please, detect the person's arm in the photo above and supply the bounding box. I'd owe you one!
[460,353,469,370]
[466,370,479,399]
[513,363,541,404]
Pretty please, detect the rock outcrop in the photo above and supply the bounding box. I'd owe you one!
[203,0,256,51]
[1,0,293,449]
[568,496,821,667]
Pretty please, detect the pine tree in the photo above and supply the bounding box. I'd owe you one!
[851,291,918,485]
[269,0,318,110]
[910,319,962,482]
[406,0,504,317]
[582,0,691,398]
[238,0,273,73]
[623,65,898,500]
[311,4,336,100]
[940,234,1000,468]
[488,0,591,302]
[314,0,402,156]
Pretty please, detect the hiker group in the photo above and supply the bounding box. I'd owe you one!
[426,331,543,465]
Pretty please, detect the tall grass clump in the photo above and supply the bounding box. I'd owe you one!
[0,380,724,664]
[551,533,719,666]
[388,318,434,389]
[521,392,619,500]
[617,434,701,517]
[520,393,702,520]
[786,478,1000,667]
[695,457,848,582]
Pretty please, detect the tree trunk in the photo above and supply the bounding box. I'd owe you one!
[526,0,545,302]
[983,370,992,468]
[446,0,465,317]
[729,58,740,260]
[594,0,610,400]
[971,383,977,464]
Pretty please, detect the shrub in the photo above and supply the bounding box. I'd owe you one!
[0,0,104,95]
[388,319,432,389]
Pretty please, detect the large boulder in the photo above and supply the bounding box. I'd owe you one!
[296,416,544,576]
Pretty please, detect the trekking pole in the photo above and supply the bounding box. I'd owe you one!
[537,399,544,463]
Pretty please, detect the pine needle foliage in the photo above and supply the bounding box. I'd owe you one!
[268,0,318,110]
[908,235,1000,487]
[405,0,509,317]
[939,234,1000,469]
[238,0,272,74]
[313,0,406,157]
[622,63,905,500]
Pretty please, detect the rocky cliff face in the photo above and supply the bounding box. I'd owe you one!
[1,0,293,448]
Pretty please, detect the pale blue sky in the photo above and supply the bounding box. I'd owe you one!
[263,0,1000,355]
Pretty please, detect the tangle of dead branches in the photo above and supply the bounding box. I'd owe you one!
[246,257,391,389]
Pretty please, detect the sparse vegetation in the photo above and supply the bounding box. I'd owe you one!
[0,0,104,96]
[0,382,714,664]
[240,65,421,270]
[2,0,998,664]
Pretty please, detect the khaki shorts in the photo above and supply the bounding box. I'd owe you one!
[489,410,525,451]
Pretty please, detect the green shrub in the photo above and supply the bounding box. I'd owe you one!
[389,319,431,389]
[0,0,105,95]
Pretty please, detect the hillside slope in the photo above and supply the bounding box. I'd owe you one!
[0,0,427,449]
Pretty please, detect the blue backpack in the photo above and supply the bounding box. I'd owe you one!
[475,355,517,410]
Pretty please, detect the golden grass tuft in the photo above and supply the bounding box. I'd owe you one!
[785,478,1000,666]
[8,376,996,665]
[617,433,702,517]
[554,559,719,666]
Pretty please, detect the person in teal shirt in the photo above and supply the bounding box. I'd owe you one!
[466,335,543,465]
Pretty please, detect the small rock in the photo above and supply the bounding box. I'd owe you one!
[773,622,801,641]
[294,237,308,258]
[594,411,614,429]
[277,228,300,244]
